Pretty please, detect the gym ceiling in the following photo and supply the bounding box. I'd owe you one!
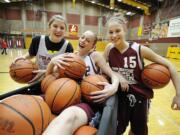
[0,0,178,16]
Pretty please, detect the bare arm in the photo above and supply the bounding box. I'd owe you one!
[46,53,73,76]
[89,51,119,103]
[103,44,129,91]
[141,46,180,109]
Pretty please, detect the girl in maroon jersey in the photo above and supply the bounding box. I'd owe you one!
[104,13,180,135]
[43,30,120,135]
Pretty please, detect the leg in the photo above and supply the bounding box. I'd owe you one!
[117,94,130,135]
[5,48,7,54]
[2,49,4,54]
[43,106,88,135]
[131,99,148,135]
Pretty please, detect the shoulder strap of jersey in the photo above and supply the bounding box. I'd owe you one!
[88,52,101,74]
[59,39,69,53]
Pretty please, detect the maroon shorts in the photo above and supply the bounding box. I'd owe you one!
[75,103,95,122]
[117,91,149,135]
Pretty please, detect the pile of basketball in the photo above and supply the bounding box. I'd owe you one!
[41,53,86,114]
[5,53,110,134]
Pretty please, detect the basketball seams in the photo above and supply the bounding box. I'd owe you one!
[31,96,44,134]
[143,72,168,85]
[81,80,101,94]
[145,67,170,78]
[10,67,35,72]
[13,72,35,82]
[0,102,36,135]
[64,70,80,78]
[71,61,86,68]
[56,81,78,113]
[143,68,170,83]
[42,75,55,92]
[51,79,71,111]
[9,58,38,83]
[65,61,86,78]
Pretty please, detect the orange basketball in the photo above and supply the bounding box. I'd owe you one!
[45,78,81,114]
[74,125,97,135]
[0,94,51,135]
[59,53,86,80]
[141,63,171,89]
[80,74,108,102]
[9,59,38,83]
[41,74,57,93]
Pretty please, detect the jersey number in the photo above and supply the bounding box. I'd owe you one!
[124,57,136,68]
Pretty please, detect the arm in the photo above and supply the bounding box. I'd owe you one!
[90,51,119,102]
[141,46,180,109]
[46,53,74,76]
[103,44,129,91]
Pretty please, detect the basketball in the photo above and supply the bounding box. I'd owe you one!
[74,125,97,135]
[45,78,81,114]
[141,63,171,89]
[41,74,57,93]
[80,74,108,102]
[0,94,51,135]
[9,59,38,83]
[59,53,86,80]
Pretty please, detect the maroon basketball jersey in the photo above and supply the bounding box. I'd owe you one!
[108,42,153,98]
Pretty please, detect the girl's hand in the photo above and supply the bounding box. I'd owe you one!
[171,95,180,110]
[119,77,129,92]
[90,81,117,103]
[28,70,46,84]
[50,53,74,70]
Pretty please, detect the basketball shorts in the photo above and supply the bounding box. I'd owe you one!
[75,103,95,122]
[117,92,149,135]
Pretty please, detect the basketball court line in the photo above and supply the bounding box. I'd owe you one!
[0,72,9,73]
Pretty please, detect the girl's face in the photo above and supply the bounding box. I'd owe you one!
[49,20,66,42]
[108,21,126,46]
[78,31,95,55]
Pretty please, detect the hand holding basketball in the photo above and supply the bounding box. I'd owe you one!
[9,58,38,83]
[50,53,74,70]
[90,81,115,103]
[81,74,109,103]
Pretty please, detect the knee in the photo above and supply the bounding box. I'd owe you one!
[56,107,79,124]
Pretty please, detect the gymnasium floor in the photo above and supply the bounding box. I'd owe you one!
[0,49,180,135]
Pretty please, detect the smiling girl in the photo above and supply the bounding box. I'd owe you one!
[13,15,73,83]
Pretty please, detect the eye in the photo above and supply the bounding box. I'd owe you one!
[53,24,58,28]
[60,26,65,30]
[109,31,113,34]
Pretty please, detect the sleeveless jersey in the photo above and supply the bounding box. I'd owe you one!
[83,52,101,77]
[36,35,69,69]
[108,42,153,99]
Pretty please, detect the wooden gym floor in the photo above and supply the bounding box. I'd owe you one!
[0,49,180,135]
